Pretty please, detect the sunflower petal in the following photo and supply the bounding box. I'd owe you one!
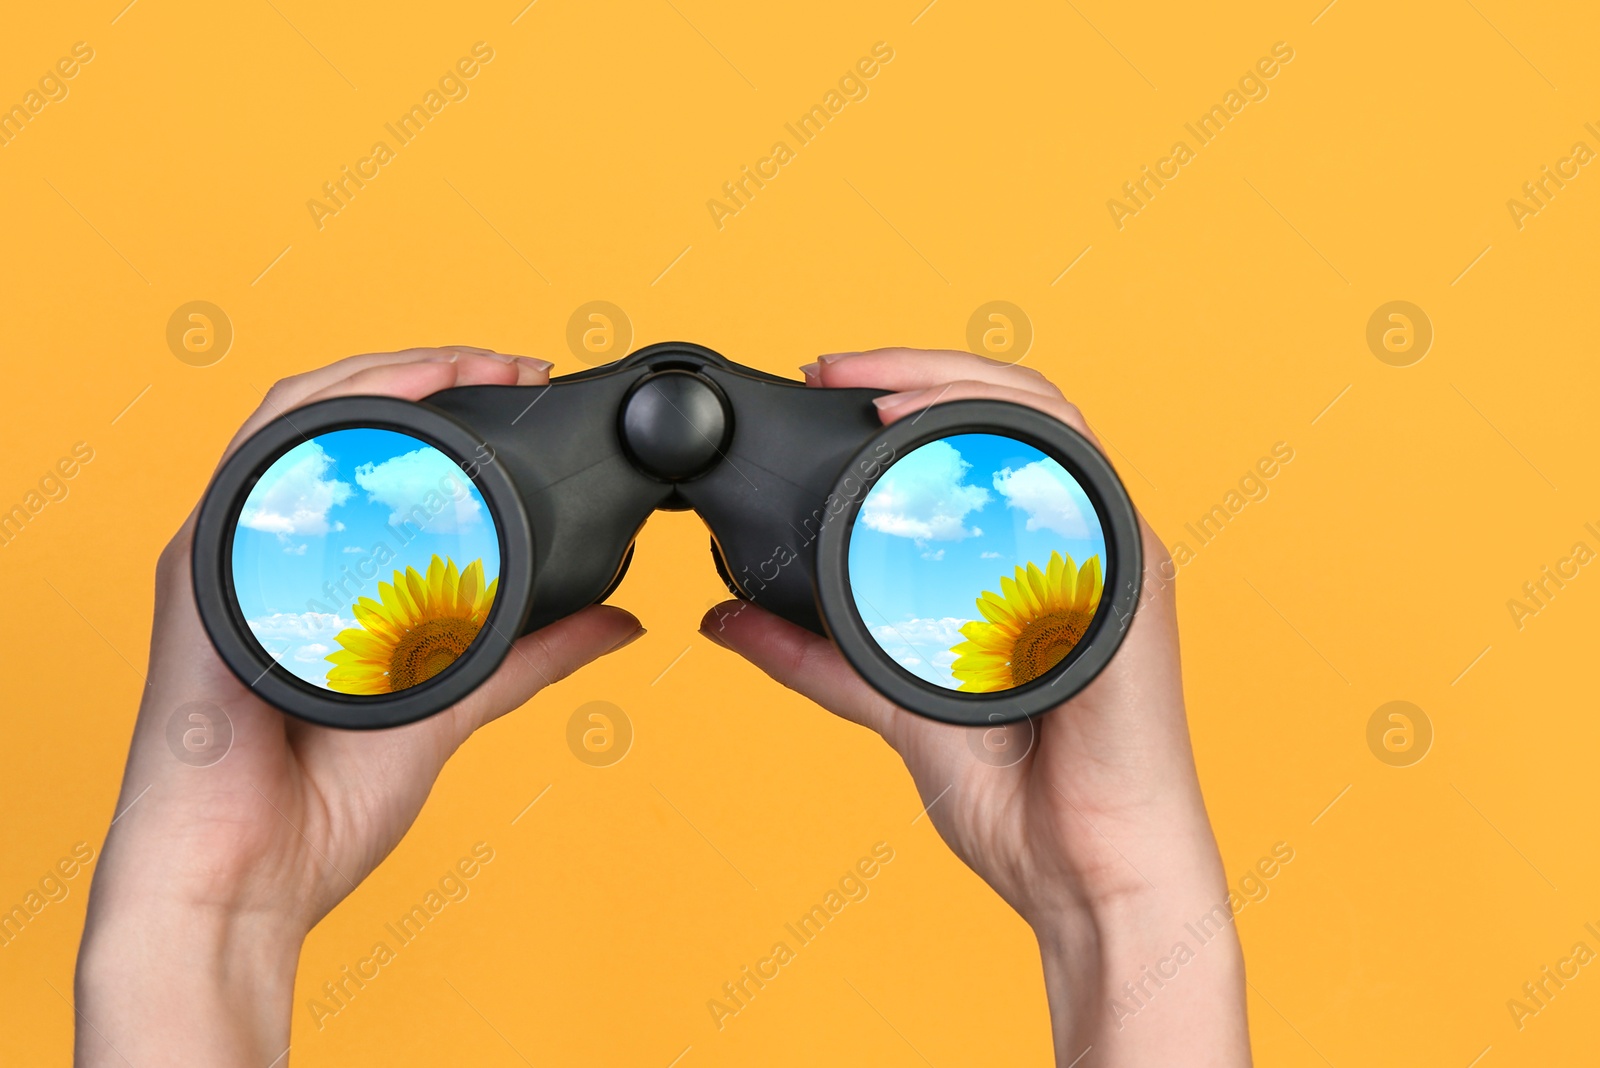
[442,557,460,604]
[1000,574,1040,619]
[352,600,390,631]
[378,579,409,620]
[457,560,483,614]
[971,592,1009,626]
[332,628,390,660]
[353,595,392,626]
[1061,554,1082,603]
[957,672,1010,693]
[1077,556,1103,611]
[1018,565,1046,616]
[1026,562,1052,609]
[327,664,385,681]
[399,566,425,615]
[957,627,1009,654]
[424,555,445,606]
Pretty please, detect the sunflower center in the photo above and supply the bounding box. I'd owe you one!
[387,616,483,690]
[1009,609,1094,686]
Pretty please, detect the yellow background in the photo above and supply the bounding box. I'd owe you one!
[3,0,1597,1063]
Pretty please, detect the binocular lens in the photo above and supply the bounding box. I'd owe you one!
[847,432,1108,693]
[230,428,502,694]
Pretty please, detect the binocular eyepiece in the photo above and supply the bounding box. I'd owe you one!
[194,342,1141,729]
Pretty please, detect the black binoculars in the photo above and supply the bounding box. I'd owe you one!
[194,342,1140,729]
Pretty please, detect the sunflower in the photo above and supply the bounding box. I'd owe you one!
[324,555,498,694]
[948,551,1103,692]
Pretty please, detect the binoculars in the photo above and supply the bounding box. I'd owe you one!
[194,342,1140,729]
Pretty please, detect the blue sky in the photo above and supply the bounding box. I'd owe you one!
[230,428,500,688]
[847,433,1107,689]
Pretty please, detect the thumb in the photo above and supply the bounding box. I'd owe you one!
[449,605,645,742]
[699,600,903,739]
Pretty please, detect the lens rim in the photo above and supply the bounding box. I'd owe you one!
[193,396,533,730]
[814,400,1142,726]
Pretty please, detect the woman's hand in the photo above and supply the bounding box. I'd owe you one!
[76,348,645,1067]
[701,349,1250,1066]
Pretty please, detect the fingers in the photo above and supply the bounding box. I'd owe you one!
[270,347,549,411]
[297,352,520,405]
[260,348,474,413]
[168,346,554,616]
[218,350,552,466]
[804,348,1096,443]
[871,379,1099,445]
[808,348,1064,401]
[699,600,903,739]
[510,353,555,386]
[450,605,645,741]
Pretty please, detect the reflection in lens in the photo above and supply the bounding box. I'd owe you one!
[230,429,500,694]
[848,433,1107,693]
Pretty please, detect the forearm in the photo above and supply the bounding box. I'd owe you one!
[75,900,304,1067]
[1037,894,1250,1067]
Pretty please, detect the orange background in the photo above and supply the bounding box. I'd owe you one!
[3,0,1599,1063]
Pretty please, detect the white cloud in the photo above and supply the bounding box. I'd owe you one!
[247,611,354,646]
[866,616,970,689]
[921,549,945,561]
[860,440,990,543]
[283,543,308,555]
[980,551,1003,559]
[342,545,365,554]
[246,607,356,668]
[240,441,352,535]
[246,612,356,687]
[355,448,482,533]
[993,459,1090,538]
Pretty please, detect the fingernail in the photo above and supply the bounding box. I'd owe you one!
[487,351,519,364]
[426,352,460,363]
[517,356,555,372]
[872,389,923,409]
[607,626,647,653]
[818,351,858,364]
[799,361,820,384]
[698,625,728,649]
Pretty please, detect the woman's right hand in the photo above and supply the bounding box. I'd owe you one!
[702,348,1250,1066]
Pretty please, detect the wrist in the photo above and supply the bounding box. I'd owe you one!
[1032,887,1250,1067]
[76,896,305,1067]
